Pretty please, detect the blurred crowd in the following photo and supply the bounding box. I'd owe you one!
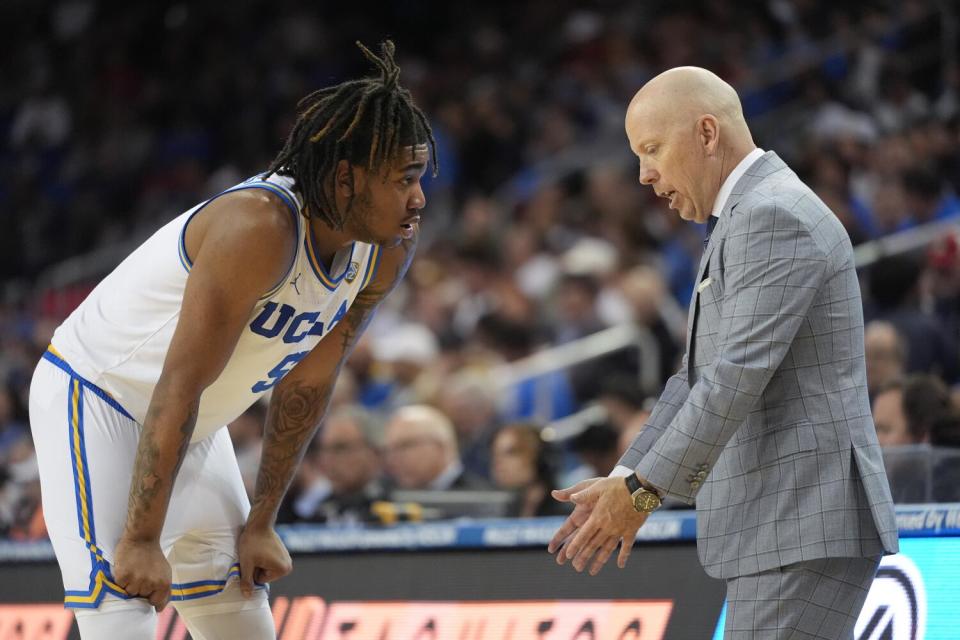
[2,0,960,537]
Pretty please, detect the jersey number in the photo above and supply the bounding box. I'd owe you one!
[251,351,308,392]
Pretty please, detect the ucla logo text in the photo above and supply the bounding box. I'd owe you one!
[248,300,349,392]
[249,300,349,344]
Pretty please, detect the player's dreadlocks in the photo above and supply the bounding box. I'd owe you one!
[268,40,437,230]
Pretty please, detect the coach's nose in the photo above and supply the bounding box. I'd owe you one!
[639,165,659,186]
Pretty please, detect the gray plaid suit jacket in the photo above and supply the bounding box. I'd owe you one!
[618,151,899,579]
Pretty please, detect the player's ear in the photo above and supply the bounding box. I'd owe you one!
[335,159,355,197]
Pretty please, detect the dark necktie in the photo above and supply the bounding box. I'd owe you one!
[703,216,718,250]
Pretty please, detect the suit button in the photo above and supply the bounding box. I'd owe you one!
[690,480,701,489]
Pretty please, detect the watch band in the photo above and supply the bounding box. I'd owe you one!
[624,473,643,494]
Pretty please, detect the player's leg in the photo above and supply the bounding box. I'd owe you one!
[74,598,158,640]
[174,582,275,640]
[28,351,155,637]
[164,427,276,638]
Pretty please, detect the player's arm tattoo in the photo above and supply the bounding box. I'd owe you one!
[249,237,418,525]
[123,378,199,540]
[249,379,331,524]
[248,292,383,524]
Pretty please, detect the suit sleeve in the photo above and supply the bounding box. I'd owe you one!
[634,201,829,502]
[616,353,689,469]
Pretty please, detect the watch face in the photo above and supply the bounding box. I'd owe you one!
[633,490,660,512]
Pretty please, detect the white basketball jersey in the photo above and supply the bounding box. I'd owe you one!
[51,173,381,442]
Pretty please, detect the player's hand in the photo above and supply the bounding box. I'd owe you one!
[551,476,648,575]
[237,524,292,597]
[113,537,172,611]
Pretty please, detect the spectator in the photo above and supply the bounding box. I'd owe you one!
[874,65,930,134]
[345,336,394,411]
[868,254,960,383]
[384,405,489,491]
[275,440,330,525]
[435,370,502,480]
[875,374,951,503]
[0,385,28,463]
[308,406,389,525]
[371,323,440,411]
[474,312,577,422]
[872,380,912,447]
[873,374,949,448]
[869,182,912,236]
[553,271,635,404]
[0,435,41,538]
[902,167,960,224]
[490,423,569,517]
[926,230,960,340]
[617,265,684,386]
[864,321,907,399]
[902,374,951,441]
[551,273,605,345]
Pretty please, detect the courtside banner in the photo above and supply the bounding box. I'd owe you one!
[300,600,672,639]
[0,505,957,639]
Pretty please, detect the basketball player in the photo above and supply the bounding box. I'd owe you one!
[28,41,435,639]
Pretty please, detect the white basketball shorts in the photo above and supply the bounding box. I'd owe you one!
[29,347,261,609]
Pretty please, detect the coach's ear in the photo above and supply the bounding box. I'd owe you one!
[697,114,720,156]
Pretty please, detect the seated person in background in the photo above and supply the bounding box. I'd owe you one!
[872,379,914,447]
[902,374,952,440]
[491,423,570,518]
[874,374,950,502]
[370,323,439,411]
[307,406,389,525]
[436,370,503,481]
[864,321,907,401]
[274,441,329,525]
[869,254,960,384]
[873,374,952,447]
[384,405,490,491]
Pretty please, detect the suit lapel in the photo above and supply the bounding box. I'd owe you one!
[684,151,787,378]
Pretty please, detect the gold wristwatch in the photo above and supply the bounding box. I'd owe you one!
[624,473,662,513]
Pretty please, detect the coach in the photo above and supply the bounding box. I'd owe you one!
[548,67,899,639]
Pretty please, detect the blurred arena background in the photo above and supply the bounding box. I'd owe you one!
[1,0,959,637]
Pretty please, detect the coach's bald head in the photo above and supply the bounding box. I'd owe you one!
[625,67,756,223]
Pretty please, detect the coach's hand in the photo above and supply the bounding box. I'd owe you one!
[547,478,601,560]
[549,476,648,575]
[237,524,292,597]
[113,537,172,611]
